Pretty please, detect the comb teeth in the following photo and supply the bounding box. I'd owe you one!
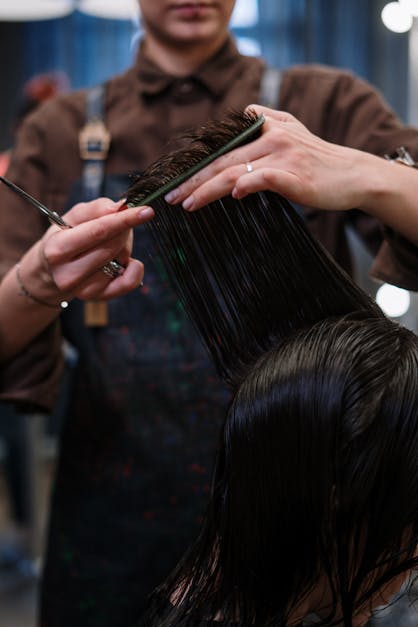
[126,110,264,207]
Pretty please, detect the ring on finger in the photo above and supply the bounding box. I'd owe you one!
[101,260,125,279]
[245,162,253,173]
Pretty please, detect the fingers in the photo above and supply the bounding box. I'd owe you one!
[163,109,300,209]
[164,154,258,211]
[74,257,145,300]
[44,204,154,265]
[180,164,249,210]
[232,167,305,203]
[164,146,259,207]
[162,107,355,213]
[173,158,304,211]
[62,197,127,226]
[245,104,297,124]
[99,258,145,299]
[177,167,304,212]
[49,232,132,292]
[39,198,154,300]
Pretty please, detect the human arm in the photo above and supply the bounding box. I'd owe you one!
[0,197,154,362]
[163,105,418,246]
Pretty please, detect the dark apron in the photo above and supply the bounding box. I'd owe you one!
[39,174,228,627]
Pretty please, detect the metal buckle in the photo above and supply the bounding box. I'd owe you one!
[384,146,417,167]
[79,118,111,161]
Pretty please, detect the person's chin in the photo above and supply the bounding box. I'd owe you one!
[168,23,223,46]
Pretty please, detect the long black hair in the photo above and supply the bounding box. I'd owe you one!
[127,112,418,626]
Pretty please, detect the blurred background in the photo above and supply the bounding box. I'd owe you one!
[0,0,417,625]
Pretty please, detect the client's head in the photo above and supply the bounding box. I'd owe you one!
[193,313,418,625]
[149,313,418,627]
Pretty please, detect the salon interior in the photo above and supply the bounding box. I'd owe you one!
[0,1,418,625]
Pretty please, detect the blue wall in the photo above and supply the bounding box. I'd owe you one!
[21,11,137,89]
[0,1,410,150]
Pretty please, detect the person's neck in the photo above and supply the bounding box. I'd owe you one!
[142,34,227,77]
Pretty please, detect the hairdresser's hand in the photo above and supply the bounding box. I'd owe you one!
[163,105,388,213]
[23,197,154,304]
[0,197,155,361]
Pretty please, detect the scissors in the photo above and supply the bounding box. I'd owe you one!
[0,175,124,279]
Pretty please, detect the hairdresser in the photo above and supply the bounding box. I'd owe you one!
[1,1,418,626]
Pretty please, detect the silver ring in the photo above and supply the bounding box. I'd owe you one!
[245,162,253,173]
[101,259,125,279]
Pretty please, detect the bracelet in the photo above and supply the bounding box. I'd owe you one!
[384,146,417,168]
[16,264,69,310]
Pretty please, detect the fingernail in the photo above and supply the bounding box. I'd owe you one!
[116,198,127,210]
[138,206,154,219]
[182,196,194,211]
[164,189,180,204]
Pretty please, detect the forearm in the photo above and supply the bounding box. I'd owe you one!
[0,241,64,362]
[358,155,418,245]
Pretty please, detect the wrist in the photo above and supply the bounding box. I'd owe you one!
[18,241,72,310]
[358,152,418,243]
[356,153,402,216]
[16,264,69,310]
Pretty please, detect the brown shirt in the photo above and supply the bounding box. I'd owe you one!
[1,37,418,409]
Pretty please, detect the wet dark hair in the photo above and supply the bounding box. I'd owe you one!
[128,112,418,626]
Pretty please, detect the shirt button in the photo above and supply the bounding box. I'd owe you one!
[178,82,193,93]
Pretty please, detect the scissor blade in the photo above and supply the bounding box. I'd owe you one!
[0,175,68,227]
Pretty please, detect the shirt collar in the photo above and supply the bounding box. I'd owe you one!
[135,36,245,98]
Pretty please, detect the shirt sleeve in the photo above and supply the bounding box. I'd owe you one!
[0,111,64,412]
[334,72,418,290]
[0,325,64,412]
[369,228,418,291]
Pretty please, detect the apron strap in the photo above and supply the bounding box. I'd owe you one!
[259,66,282,109]
[78,84,110,201]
